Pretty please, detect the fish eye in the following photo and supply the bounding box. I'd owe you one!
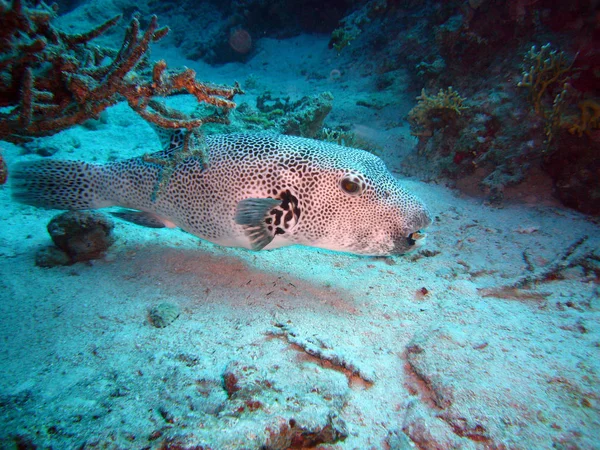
[340,177,363,196]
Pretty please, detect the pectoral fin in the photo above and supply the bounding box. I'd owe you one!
[112,209,176,229]
[235,198,280,250]
[235,193,301,251]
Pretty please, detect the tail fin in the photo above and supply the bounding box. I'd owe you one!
[11,160,112,210]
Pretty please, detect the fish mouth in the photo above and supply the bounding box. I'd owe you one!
[392,216,431,254]
[392,208,432,254]
[392,229,427,254]
[406,230,427,247]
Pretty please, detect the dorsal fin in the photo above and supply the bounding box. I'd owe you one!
[148,123,187,157]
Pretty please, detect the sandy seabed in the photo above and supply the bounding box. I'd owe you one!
[1,31,599,450]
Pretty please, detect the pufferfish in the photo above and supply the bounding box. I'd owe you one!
[12,131,431,256]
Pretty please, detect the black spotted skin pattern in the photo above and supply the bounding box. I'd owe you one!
[97,133,431,255]
[12,133,431,255]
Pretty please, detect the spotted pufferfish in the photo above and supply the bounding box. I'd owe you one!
[12,130,431,256]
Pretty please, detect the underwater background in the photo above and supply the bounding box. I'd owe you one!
[0,0,599,448]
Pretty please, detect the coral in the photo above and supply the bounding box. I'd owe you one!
[518,44,600,145]
[255,92,290,113]
[329,26,360,53]
[0,0,242,143]
[416,58,447,78]
[568,100,600,137]
[319,127,383,156]
[544,138,600,215]
[407,87,468,137]
[238,91,334,137]
[517,43,574,118]
[282,92,334,138]
[544,84,570,145]
[142,126,209,202]
[507,0,541,24]
[328,0,388,53]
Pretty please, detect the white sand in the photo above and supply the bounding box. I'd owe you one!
[0,31,599,449]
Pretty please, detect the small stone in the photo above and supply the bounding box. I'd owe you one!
[47,211,115,263]
[149,302,180,328]
[35,246,71,267]
[22,141,60,157]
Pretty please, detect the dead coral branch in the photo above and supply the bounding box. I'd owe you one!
[0,0,242,143]
[478,235,590,301]
[126,60,242,130]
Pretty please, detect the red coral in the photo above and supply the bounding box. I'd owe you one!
[0,0,242,143]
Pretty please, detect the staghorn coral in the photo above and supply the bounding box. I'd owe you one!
[0,0,242,143]
[407,87,468,137]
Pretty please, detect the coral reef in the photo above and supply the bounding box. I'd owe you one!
[516,43,579,144]
[328,0,388,53]
[568,100,600,137]
[517,43,573,118]
[543,137,600,215]
[319,127,383,155]
[0,0,241,143]
[236,91,334,138]
[281,92,334,138]
[512,43,600,213]
[407,87,468,137]
[324,0,599,213]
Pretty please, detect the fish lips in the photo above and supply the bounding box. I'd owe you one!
[391,210,432,255]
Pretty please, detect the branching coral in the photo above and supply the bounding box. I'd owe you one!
[517,43,574,118]
[407,87,468,137]
[544,84,570,145]
[0,0,242,143]
[568,100,600,137]
[517,43,600,144]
